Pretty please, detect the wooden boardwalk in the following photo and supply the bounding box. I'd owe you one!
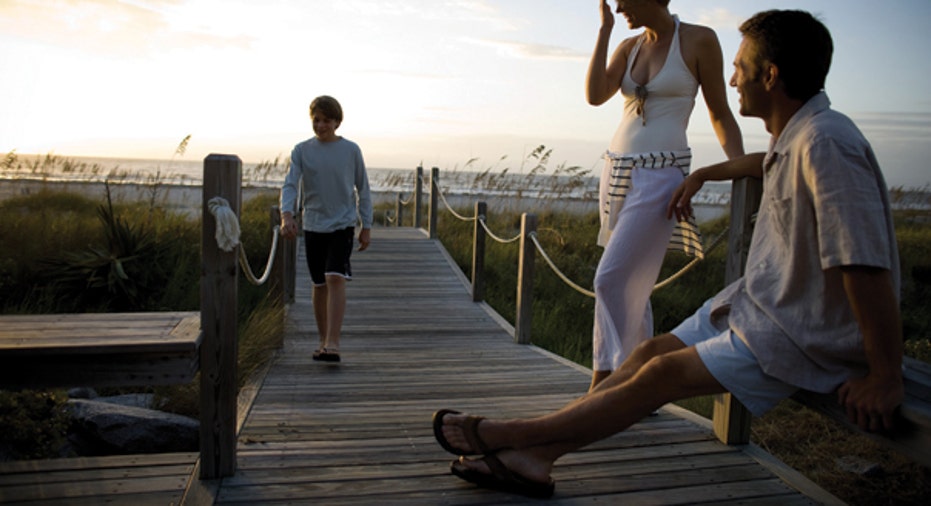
[0,226,840,505]
[217,227,836,504]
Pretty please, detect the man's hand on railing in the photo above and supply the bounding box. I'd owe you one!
[838,373,904,432]
[280,212,299,240]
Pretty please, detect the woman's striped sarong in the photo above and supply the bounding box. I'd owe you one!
[598,149,704,258]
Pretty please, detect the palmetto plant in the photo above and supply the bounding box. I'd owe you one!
[45,183,165,310]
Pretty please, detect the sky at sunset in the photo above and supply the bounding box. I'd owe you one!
[1,0,930,188]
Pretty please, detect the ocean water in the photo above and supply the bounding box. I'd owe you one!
[1,153,737,222]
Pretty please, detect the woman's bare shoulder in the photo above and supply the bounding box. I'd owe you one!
[678,22,720,45]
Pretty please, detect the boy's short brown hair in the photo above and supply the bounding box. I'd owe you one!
[310,95,343,123]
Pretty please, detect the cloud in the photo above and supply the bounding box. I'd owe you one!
[0,0,253,57]
[693,8,746,33]
[462,37,587,61]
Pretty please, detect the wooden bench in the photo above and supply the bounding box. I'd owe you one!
[0,311,201,390]
[792,356,931,469]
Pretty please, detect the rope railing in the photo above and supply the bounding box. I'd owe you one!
[433,178,477,222]
[529,231,596,298]
[478,217,522,244]
[527,224,730,300]
[207,196,282,286]
[652,226,729,291]
[424,168,725,295]
[429,177,521,243]
[398,193,415,206]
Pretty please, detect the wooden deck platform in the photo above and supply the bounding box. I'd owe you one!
[219,227,837,504]
[0,227,840,504]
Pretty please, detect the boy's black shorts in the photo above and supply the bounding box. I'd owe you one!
[304,227,354,286]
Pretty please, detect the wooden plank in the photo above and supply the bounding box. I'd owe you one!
[0,453,196,505]
[0,312,200,355]
[0,312,201,388]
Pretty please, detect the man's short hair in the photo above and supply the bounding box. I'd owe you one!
[739,10,833,101]
[310,95,343,123]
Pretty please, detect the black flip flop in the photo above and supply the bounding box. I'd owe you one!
[312,348,340,362]
[450,453,555,499]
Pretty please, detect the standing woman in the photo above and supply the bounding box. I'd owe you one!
[586,0,743,391]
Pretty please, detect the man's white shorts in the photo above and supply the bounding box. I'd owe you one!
[672,299,798,416]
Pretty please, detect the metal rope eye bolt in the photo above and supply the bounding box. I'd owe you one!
[207,196,281,285]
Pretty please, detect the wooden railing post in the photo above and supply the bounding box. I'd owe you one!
[270,206,296,305]
[414,166,423,230]
[284,221,296,304]
[515,213,537,344]
[472,201,487,302]
[395,193,404,227]
[270,206,284,304]
[712,177,763,445]
[429,167,439,239]
[200,154,240,478]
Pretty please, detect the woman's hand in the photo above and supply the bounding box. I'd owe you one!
[600,0,615,30]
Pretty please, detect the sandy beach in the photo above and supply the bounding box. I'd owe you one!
[0,177,736,224]
[0,177,603,216]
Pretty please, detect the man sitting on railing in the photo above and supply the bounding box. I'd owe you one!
[431,9,902,499]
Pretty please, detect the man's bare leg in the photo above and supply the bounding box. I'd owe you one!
[588,370,611,392]
[441,335,727,482]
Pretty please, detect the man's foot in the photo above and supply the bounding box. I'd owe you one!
[450,450,554,498]
[312,349,325,361]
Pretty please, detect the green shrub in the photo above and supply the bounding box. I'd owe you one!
[0,390,71,460]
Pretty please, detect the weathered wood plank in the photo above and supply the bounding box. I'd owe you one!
[0,453,196,505]
[0,312,201,388]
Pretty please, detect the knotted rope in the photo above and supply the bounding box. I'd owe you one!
[207,196,281,285]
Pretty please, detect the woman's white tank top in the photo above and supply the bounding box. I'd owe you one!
[609,16,698,153]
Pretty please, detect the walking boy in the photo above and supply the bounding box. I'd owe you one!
[280,95,373,363]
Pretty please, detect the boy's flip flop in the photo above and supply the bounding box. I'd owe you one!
[432,409,491,456]
[313,348,340,362]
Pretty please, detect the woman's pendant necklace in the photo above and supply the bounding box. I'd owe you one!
[635,85,648,126]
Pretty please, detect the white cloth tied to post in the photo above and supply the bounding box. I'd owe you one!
[207,197,241,252]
